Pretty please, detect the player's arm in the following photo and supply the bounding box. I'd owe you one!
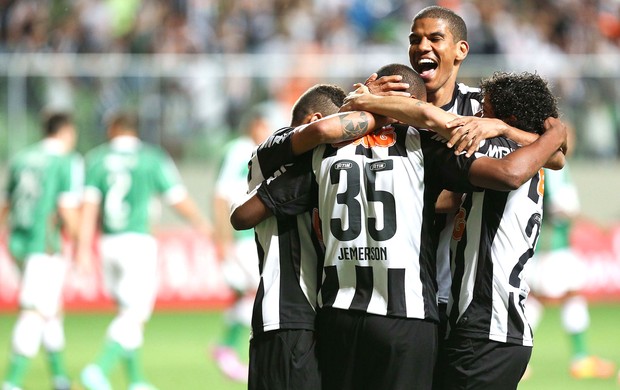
[170,195,213,237]
[436,191,463,213]
[74,191,100,273]
[231,163,315,230]
[340,86,462,146]
[289,111,389,156]
[468,117,567,191]
[230,190,272,231]
[445,116,566,169]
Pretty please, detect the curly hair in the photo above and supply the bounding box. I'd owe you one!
[480,71,558,134]
[291,84,346,126]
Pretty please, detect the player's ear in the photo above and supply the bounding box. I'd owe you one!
[455,40,469,62]
[309,112,323,123]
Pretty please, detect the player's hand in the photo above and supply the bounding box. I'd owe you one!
[340,83,373,112]
[364,73,411,96]
[542,117,568,154]
[446,117,508,157]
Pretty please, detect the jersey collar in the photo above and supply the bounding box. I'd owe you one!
[110,135,141,151]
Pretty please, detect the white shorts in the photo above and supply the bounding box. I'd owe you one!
[526,248,587,299]
[221,238,260,293]
[19,253,69,318]
[100,233,158,320]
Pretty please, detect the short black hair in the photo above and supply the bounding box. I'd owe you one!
[481,71,559,134]
[376,63,427,101]
[42,111,73,137]
[291,84,346,126]
[413,6,467,42]
[105,110,139,131]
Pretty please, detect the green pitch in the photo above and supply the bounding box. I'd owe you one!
[1,304,619,389]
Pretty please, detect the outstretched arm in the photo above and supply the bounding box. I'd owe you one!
[289,111,389,156]
[468,117,567,191]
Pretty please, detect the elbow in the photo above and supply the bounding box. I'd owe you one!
[229,211,251,231]
[502,168,531,190]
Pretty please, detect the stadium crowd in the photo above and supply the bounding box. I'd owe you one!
[1,0,619,55]
[0,0,619,159]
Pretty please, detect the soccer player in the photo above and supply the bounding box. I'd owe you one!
[443,72,565,389]
[211,105,272,382]
[363,9,564,388]
[228,84,347,390]
[249,65,566,390]
[77,111,212,390]
[1,112,82,390]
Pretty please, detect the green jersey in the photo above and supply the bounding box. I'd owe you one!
[84,136,186,234]
[540,165,580,251]
[214,136,256,241]
[5,139,83,261]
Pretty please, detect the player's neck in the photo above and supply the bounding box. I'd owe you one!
[427,85,455,108]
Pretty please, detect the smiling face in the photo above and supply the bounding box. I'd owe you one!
[408,17,468,106]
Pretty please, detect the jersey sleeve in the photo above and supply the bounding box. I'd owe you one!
[248,127,296,190]
[256,152,315,218]
[419,131,477,193]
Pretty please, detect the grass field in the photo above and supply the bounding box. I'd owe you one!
[1,304,619,389]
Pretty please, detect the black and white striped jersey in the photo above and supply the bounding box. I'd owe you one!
[435,83,483,305]
[309,124,473,322]
[247,127,323,336]
[446,136,543,347]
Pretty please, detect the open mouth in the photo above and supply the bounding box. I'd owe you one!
[416,58,438,79]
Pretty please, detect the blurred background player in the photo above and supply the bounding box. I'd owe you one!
[76,111,212,390]
[524,124,616,380]
[211,105,272,382]
[1,112,82,390]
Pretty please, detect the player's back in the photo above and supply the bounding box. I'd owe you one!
[7,140,80,259]
[85,136,182,235]
[311,124,441,321]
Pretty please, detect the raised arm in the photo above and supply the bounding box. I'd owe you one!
[468,117,567,191]
[341,86,457,142]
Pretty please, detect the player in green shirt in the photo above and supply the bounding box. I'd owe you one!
[76,111,212,390]
[1,112,82,390]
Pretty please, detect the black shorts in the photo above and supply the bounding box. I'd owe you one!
[432,302,449,390]
[248,329,321,390]
[440,336,532,390]
[317,307,437,390]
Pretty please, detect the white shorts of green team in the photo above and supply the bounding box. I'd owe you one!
[525,248,587,299]
[19,253,69,318]
[100,233,158,321]
[221,238,260,293]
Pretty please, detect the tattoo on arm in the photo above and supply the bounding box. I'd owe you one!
[339,112,370,139]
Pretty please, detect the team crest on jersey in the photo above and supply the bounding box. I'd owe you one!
[452,206,467,241]
[349,126,397,149]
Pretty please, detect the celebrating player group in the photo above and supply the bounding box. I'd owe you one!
[230,6,577,390]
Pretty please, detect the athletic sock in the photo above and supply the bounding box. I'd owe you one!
[3,353,30,387]
[124,348,146,384]
[569,331,588,359]
[96,340,125,375]
[47,350,69,379]
[222,322,244,353]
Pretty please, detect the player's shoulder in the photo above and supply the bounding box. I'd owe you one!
[456,82,482,96]
[477,136,519,158]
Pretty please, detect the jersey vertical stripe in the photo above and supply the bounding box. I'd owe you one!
[312,125,451,322]
[248,127,322,335]
[447,137,542,346]
[436,83,483,304]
